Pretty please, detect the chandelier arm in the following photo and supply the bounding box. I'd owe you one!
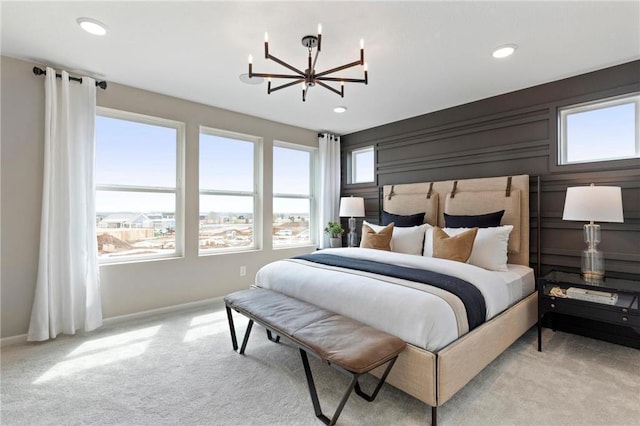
[315,81,343,97]
[314,60,363,78]
[250,72,305,80]
[269,79,305,92]
[267,54,306,76]
[316,77,367,83]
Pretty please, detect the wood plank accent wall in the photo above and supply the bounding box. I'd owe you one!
[341,60,640,278]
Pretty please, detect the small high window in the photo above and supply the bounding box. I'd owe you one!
[351,146,375,183]
[558,93,639,165]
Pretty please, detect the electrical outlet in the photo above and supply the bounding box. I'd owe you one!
[240,266,246,276]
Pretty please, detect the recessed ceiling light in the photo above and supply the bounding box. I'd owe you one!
[492,44,517,59]
[334,106,347,114]
[77,17,108,36]
[239,73,264,85]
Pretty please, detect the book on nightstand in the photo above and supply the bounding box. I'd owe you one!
[566,287,618,305]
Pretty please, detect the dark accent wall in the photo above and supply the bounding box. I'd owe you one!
[341,60,640,278]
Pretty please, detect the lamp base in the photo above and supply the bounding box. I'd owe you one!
[581,223,604,283]
[347,217,358,247]
[581,270,604,284]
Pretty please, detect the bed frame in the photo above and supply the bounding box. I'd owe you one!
[368,174,537,425]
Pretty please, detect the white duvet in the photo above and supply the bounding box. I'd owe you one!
[255,247,534,352]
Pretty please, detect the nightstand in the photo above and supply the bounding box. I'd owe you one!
[537,271,640,351]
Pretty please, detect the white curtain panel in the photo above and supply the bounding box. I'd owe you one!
[317,133,341,248]
[28,68,102,341]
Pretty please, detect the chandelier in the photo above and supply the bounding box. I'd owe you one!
[248,24,368,102]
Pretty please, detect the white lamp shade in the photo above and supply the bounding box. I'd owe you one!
[339,197,365,217]
[562,185,624,223]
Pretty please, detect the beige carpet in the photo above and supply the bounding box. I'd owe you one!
[2,301,638,425]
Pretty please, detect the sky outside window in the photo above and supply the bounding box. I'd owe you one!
[200,134,254,192]
[274,146,311,197]
[353,147,374,183]
[566,103,637,163]
[95,115,178,213]
[96,116,176,188]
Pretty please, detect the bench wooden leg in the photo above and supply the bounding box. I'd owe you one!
[432,406,437,426]
[300,348,359,426]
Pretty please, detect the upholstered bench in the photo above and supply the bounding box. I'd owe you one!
[224,288,406,426]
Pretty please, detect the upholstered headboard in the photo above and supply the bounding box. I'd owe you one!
[382,175,529,266]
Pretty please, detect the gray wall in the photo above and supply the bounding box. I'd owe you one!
[341,60,640,278]
[0,56,317,339]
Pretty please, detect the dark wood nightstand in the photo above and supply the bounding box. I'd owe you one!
[538,271,640,351]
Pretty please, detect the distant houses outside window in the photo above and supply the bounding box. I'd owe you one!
[199,127,260,254]
[351,145,375,183]
[95,108,184,262]
[558,92,639,165]
[273,142,315,247]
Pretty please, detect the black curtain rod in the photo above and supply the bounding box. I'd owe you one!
[318,132,340,140]
[32,67,107,90]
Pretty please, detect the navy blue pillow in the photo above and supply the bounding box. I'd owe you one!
[381,210,425,227]
[444,210,505,228]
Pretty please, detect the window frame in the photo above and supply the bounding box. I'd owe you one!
[272,140,316,249]
[557,91,640,167]
[95,107,185,264]
[198,126,262,255]
[350,145,375,184]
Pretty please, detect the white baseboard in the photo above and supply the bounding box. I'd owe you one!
[0,296,225,348]
[103,296,225,326]
[0,333,28,347]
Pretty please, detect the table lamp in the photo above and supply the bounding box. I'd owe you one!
[562,184,624,281]
[339,196,365,247]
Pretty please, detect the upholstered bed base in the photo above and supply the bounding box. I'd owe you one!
[370,291,537,407]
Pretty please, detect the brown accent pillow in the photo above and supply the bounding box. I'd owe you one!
[360,223,394,251]
[432,226,478,262]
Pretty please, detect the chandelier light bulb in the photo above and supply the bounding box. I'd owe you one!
[360,39,364,49]
[248,54,253,64]
[264,32,269,42]
[318,23,322,35]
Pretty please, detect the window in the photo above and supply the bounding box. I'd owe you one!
[199,128,260,253]
[351,146,375,183]
[273,143,315,247]
[95,108,184,262]
[558,93,639,165]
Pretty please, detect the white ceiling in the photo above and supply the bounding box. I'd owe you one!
[2,1,639,135]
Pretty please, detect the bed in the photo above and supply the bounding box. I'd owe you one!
[255,174,537,420]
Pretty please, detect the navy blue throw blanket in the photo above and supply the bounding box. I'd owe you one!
[294,253,486,331]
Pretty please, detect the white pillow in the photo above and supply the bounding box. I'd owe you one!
[423,225,513,271]
[364,221,430,256]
